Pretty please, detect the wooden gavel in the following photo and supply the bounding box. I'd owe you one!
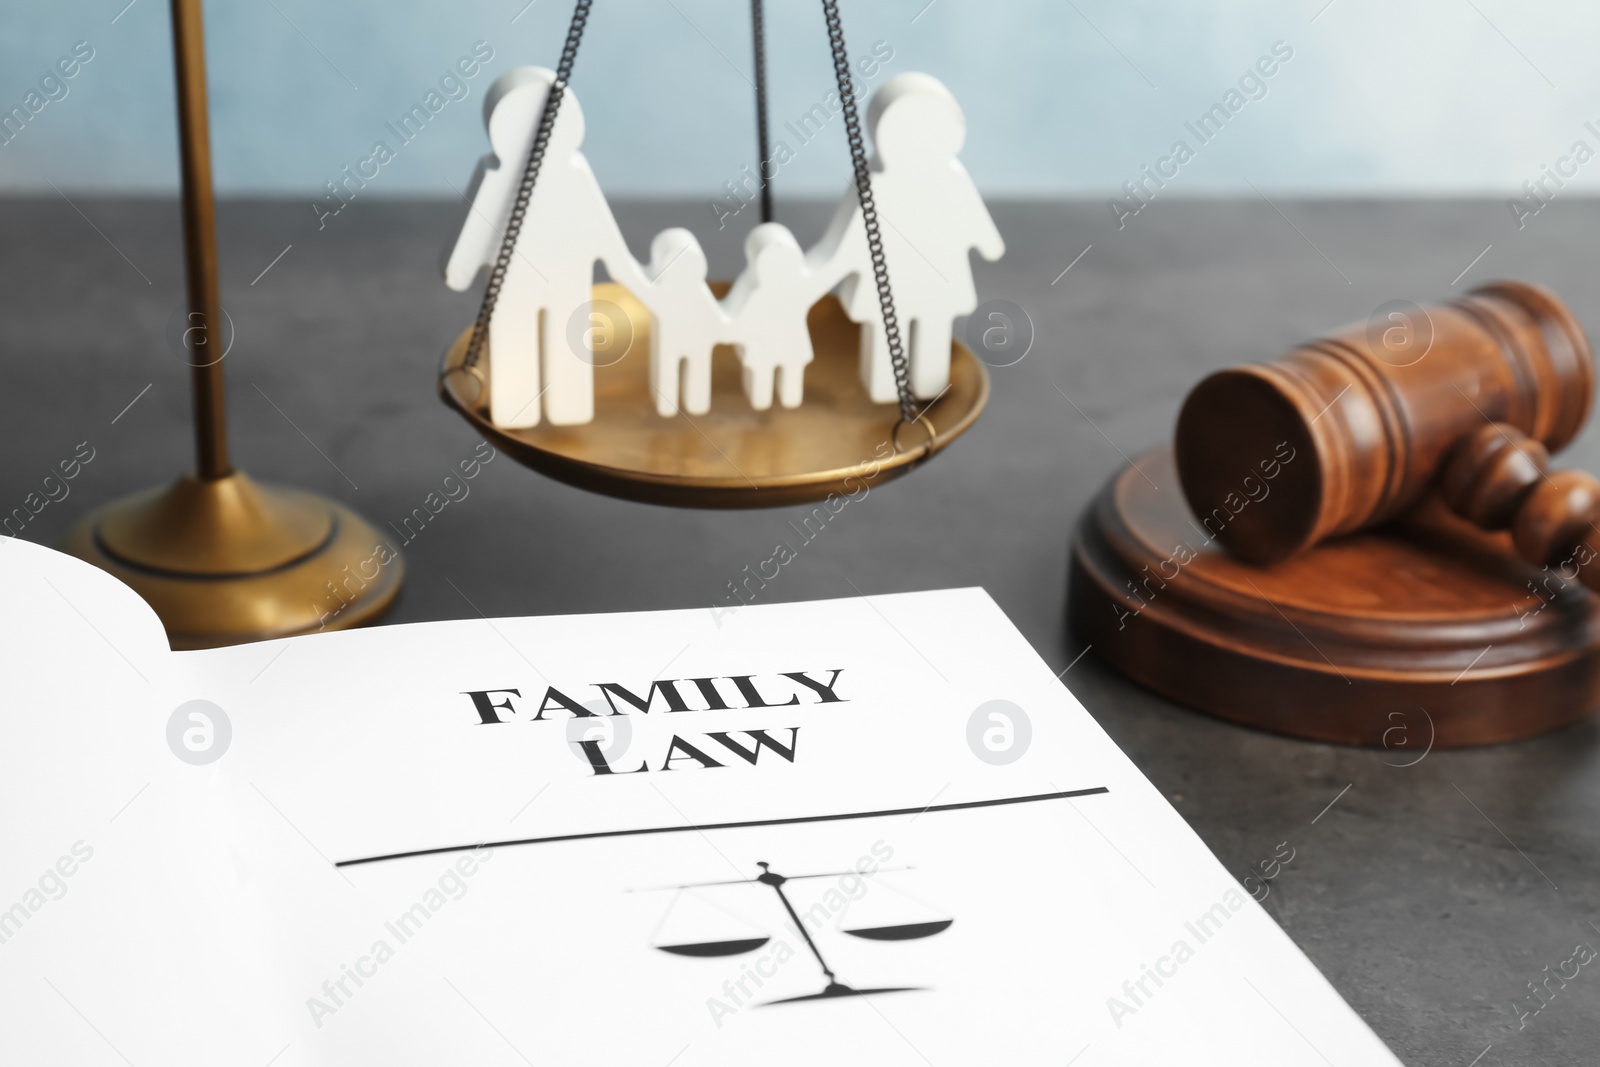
[1176,281,1600,587]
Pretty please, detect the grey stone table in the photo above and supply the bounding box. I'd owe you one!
[6,195,1600,1065]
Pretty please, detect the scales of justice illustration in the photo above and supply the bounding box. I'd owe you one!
[646,860,953,1004]
[58,0,1004,649]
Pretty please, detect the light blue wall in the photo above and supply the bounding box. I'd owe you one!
[2,0,1597,205]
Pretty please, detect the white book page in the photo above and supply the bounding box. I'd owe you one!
[0,540,1404,1065]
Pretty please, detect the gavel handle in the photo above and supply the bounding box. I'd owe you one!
[1438,423,1600,592]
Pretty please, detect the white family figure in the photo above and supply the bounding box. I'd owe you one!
[633,228,727,417]
[722,224,838,410]
[443,68,1003,426]
[442,67,648,429]
[810,72,1005,402]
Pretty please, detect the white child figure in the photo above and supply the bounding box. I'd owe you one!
[442,67,646,429]
[723,223,837,411]
[809,72,1005,403]
[632,228,728,417]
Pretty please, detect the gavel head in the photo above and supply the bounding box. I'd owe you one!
[1175,282,1594,564]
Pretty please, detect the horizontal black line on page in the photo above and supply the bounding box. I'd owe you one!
[335,787,1111,868]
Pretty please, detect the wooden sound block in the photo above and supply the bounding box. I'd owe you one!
[1069,448,1600,747]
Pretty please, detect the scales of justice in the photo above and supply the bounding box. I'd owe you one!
[58,0,1003,649]
[647,860,953,1004]
[437,0,1004,507]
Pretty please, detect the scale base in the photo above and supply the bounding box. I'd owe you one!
[765,982,921,1005]
[61,471,403,650]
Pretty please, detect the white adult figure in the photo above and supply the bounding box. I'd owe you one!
[633,228,728,417]
[442,67,649,429]
[808,72,1005,403]
[723,224,837,411]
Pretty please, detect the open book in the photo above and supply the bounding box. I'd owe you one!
[0,537,1402,1065]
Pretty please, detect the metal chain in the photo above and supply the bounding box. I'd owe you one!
[751,0,773,223]
[463,0,595,370]
[819,0,915,422]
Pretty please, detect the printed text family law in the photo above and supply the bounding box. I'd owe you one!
[461,670,847,776]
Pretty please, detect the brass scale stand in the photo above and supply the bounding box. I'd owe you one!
[63,0,986,648]
[62,0,401,649]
